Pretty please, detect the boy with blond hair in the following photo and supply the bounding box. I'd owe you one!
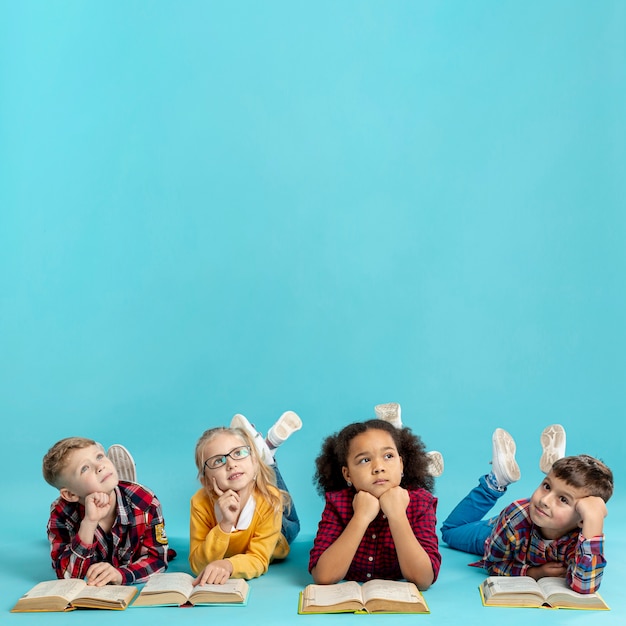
[43,437,175,586]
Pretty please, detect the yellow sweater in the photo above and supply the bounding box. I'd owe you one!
[189,486,289,579]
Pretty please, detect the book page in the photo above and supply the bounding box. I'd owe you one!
[304,581,363,607]
[362,580,420,604]
[537,577,590,600]
[76,585,135,603]
[21,579,85,601]
[140,572,194,598]
[484,576,543,597]
[192,579,247,596]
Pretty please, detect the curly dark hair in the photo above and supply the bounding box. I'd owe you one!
[313,419,435,496]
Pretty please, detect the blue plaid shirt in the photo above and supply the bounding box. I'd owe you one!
[474,498,605,594]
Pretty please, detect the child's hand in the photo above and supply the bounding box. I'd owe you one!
[85,562,123,586]
[379,485,409,519]
[194,560,233,586]
[212,479,241,531]
[352,490,380,524]
[84,491,115,524]
[527,562,567,580]
[576,495,607,537]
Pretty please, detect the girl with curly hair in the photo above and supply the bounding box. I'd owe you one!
[309,419,441,590]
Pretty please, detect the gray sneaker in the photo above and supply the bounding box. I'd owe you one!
[108,444,137,483]
[426,451,444,477]
[374,402,402,428]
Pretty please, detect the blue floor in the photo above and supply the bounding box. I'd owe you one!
[3,496,625,626]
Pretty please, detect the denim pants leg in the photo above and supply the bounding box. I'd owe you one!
[440,475,506,555]
[274,465,300,544]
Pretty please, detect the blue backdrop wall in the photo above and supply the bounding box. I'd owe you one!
[1,1,624,623]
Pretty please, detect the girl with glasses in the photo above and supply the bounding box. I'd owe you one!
[189,413,301,585]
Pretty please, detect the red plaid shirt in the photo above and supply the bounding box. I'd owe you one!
[309,488,441,583]
[47,482,174,584]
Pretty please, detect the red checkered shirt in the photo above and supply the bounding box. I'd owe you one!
[309,487,441,583]
[47,481,174,584]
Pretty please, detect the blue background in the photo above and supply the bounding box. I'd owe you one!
[1,1,624,624]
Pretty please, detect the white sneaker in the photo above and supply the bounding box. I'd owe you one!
[539,424,566,474]
[267,411,302,448]
[230,413,275,466]
[374,402,402,428]
[108,444,137,483]
[490,428,520,488]
[426,451,444,477]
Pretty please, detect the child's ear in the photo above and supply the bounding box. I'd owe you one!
[59,488,80,503]
[341,466,351,484]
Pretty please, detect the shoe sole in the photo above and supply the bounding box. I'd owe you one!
[426,451,444,477]
[492,429,521,483]
[539,424,566,473]
[272,411,302,440]
[108,445,137,483]
[374,402,400,420]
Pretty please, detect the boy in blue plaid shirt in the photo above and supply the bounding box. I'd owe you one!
[440,426,613,594]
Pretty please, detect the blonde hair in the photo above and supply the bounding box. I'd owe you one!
[42,436,101,488]
[194,427,290,516]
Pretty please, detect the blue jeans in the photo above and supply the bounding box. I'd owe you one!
[274,465,300,544]
[440,475,506,555]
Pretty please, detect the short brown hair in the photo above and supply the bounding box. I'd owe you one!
[42,437,99,488]
[551,454,614,502]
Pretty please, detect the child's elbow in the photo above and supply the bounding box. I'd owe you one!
[310,566,340,586]
[405,568,435,591]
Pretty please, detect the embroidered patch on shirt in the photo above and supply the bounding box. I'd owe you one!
[154,523,168,545]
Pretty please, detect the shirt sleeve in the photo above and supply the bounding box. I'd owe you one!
[115,493,171,584]
[308,493,346,573]
[408,492,442,582]
[47,501,97,580]
[567,534,606,594]
[482,505,531,577]
[189,492,225,575]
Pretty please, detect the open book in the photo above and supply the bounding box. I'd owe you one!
[299,579,429,614]
[132,572,249,607]
[479,576,609,610]
[11,579,137,612]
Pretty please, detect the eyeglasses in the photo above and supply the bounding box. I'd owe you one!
[203,446,251,471]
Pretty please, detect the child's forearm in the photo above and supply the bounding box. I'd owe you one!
[311,516,370,584]
[189,525,229,576]
[77,518,99,546]
[580,516,604,539]
[118,554,168,584]
[387,515,434,590]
